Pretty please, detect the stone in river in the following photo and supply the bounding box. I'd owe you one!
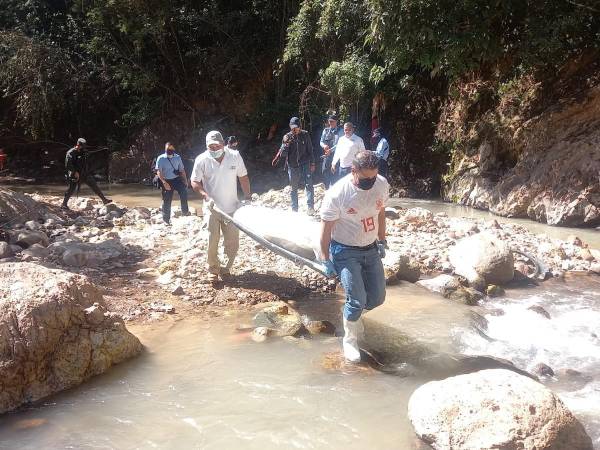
[253,302,302,337]
[408,369,593,450]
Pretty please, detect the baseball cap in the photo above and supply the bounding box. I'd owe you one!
[328,114,338,121]
[289,117,301,128]
[77,138,87,145]
[206,130,224,147]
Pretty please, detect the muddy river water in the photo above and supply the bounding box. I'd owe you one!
[0,183,599,449]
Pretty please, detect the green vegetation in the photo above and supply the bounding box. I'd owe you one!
[0,0,598,185]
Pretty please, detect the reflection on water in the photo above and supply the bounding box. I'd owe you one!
[0,296,427,450]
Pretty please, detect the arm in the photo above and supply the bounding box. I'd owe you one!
[377,206,386,241]
[239,175,251,199]
[320,129,330,153]
[191,179,209,199]
[157,168,172,190]
[319,220,336,260]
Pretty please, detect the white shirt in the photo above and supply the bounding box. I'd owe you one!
[320,174,389,247]
[331,134,365,169]
[190,148,248,214]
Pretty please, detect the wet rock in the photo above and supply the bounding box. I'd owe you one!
[486,285,505,297]
[302,318,336,335]
[532,363,555,377]
[528,305,551,319]
[382,251,421,283]
[449,232,514,285]
[416,274,460,295]
[446,287,483,305]
[253,302,302,337]
[251,327,271,342]
[0,263,142,414]
[408,369,593,450]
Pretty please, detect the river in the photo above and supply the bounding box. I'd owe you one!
[1,183,599,449]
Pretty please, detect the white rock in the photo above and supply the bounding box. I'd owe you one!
[408,369,593,450]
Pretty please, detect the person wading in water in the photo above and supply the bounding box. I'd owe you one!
[319,150,389,362]
[61,138,111,210]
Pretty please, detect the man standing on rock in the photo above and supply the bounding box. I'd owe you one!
[319,150,389,362]
[191,131,251,282]
[62,138,111,210]
[280,116,316,215]
[155,142,190,225]
[331,122,365,181]
[319,114,344,188]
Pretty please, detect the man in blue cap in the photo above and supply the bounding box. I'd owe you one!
[372,128,390,179]
[280,116,316,215]
[319,114,344,188]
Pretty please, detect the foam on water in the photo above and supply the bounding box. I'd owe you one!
[456,280,600,446]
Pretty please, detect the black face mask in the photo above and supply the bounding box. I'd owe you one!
[357,176,377,190]
[166,150,174,156]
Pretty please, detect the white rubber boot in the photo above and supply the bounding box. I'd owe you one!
[342,317,362,362]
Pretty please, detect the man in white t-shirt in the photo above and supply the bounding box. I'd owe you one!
[191,130,251,282]
[319,150,389,362]
[331,122,365,182]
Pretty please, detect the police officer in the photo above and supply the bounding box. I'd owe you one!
[62,138,111,210]
[319,114,343,188]
[372,128,390,179]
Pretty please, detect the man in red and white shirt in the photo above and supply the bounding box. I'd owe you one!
[319,150,389,362]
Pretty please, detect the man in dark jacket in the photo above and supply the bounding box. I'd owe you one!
[62,138,111,210]
[280,117,316,214]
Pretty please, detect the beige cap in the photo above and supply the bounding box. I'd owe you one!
[206,130,224,147]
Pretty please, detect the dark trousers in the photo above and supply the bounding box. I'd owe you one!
[378,159,389,179]
[161,177,189,223]
[63,175,108,206]
[321,154,334,188]
[288,163,314,211]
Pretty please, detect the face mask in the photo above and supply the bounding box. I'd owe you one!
[209,149,224,159]
[166,149,174,158]
[356,175,377,190]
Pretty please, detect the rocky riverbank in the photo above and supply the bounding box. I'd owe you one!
[1,185,599,325]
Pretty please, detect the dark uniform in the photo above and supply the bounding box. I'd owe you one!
[319,125,344,188]
[62,147,110,208]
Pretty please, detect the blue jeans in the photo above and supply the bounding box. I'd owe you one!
[288,163,314,211]
[330,241,386,321]
[161,177,189,223]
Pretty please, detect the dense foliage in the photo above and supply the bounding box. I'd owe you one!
[1,0,598,186]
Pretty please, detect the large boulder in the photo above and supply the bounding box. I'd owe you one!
[408,369,593,450]
[0,263,142,413]
[0,188,47,224]
[449,232,514,285]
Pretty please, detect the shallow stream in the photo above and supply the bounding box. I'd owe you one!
[0,184,599,449]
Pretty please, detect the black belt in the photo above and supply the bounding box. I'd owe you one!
[331,240,377,251]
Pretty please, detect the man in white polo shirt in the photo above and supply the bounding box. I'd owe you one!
[319,150,389,362]
[191,130,251,282]
[331,122,365,182]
